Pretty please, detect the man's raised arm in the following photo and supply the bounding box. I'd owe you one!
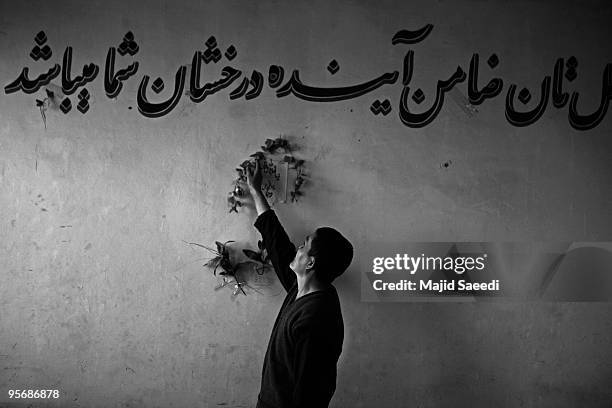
[246,160,297,292]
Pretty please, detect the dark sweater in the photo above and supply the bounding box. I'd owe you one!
[254,209,344,408]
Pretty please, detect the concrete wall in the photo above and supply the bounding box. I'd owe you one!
[1,0,611,407]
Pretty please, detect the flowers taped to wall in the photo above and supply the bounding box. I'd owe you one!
[228,136,307,213]
[183,239,274,297]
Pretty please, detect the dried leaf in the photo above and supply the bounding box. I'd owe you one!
[223,240,236,257]
[220,257,232,272]
[204,257,220,268]
[243,249,262,263]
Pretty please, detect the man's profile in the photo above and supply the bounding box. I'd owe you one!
[241,159,353,408]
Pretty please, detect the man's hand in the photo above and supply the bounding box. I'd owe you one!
[246,159,263,194]
[244,158,270,216]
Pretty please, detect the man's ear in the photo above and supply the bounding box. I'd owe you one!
[306,256,315,270]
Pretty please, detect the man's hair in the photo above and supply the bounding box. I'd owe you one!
[307,227,353,284]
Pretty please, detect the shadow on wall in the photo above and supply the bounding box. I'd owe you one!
[540,246,612,301]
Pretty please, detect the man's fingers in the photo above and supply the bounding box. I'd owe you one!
[248,160,259,178]
[244,159,260,186]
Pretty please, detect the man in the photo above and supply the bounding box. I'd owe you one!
[243,159,353,408]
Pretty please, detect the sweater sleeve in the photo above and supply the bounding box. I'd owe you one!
[291,320,339,408]
[254,209,297,292]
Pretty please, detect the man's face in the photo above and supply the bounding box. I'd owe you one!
[290,232,315,275]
